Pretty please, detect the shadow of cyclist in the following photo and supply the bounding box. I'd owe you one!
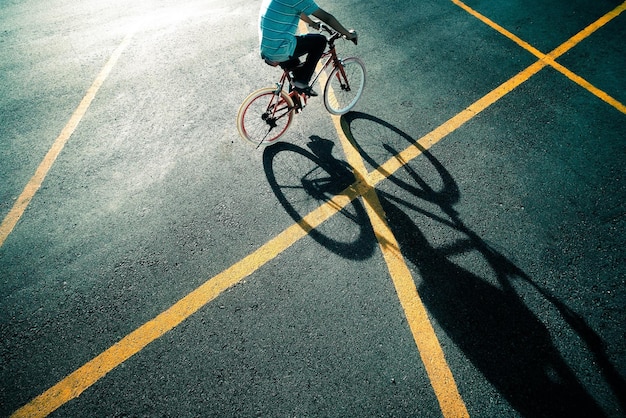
[262,136,377,260]
[340,112,620,417]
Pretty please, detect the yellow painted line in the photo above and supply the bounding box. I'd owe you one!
[451,0,626,114]
[550,60,626,114]
[11,190,361,418]
[450,0,546,60]
[370,0,626,183]
[13,6,624,416]
[322,64,469,416]
[544,1,626,114]
[369,60,546,187]
[546,1,626,60]
[320,3,625,410]
[361,186,469,418]
[0,31,135,248]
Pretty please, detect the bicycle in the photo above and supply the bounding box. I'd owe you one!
[237,25,366,147]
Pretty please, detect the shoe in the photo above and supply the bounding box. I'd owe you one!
[292,80,318,97]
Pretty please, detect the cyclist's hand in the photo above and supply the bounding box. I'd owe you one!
[309,20,321,31]
[346,30,358,45]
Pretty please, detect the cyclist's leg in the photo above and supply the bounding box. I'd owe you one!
[279,57,301,72]
[290,34,327,86]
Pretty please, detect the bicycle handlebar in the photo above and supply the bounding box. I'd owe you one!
[318,23,358,45]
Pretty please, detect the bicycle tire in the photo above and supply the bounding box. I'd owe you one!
[323,57,366,115]
[237,87,294,146]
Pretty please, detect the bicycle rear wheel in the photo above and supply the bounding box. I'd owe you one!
[237,87,294,146]
[323,57,366,115]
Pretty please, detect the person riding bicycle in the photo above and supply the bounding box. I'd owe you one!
[259,0,357,97]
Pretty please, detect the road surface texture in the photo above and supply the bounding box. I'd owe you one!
[1,0,625,416]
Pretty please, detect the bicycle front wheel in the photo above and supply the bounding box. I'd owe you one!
[323,57,366,115]
[237,87,294,146]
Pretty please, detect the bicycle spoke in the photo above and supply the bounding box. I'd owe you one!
[324,57,366,115]
[237,88,294,146]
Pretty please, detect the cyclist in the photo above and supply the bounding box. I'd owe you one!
[259,0,357,96]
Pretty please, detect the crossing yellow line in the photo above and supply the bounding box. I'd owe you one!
[0,31,135,248]
[321,62,468,416]
[548,2,626,59]
[333,115,469,417]
[11,4,623,416]
[12,201,359,418]
[450,0,545,60]
[451,0,626,114]
[550,60,626,113]
[369,60,546,187]
[361,186,469,418]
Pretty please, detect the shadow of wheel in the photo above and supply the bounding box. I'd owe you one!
[263,138,376,260]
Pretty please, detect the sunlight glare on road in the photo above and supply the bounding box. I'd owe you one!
[132,3,220,33]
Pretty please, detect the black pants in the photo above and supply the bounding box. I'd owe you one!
[279,34,327,84]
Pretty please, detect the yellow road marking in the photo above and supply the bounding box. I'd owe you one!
[550,61,626,113]
[361,186,469,418]
[450,0,545,60]
[369,60,546,187]
[0,31,135,248]
[11,4,624,416]
[451,0,626,114]
[322,65,468,416]
[547,2,626,59]
[12,190,362,418]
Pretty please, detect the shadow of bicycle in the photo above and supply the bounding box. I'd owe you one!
[262,113,624,417]
[262,136,377,260]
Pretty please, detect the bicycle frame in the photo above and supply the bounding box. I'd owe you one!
[265,34,350,122]
[310,43,349,92]
[238,29,358,148]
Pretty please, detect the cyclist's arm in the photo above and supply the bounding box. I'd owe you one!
[310,8,356,40]
[300,13,320,29]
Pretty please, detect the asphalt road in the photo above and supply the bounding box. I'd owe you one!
[1,0,625,416]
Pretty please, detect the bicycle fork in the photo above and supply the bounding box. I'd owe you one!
[334,59,352,92]
[255,85,297,148]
